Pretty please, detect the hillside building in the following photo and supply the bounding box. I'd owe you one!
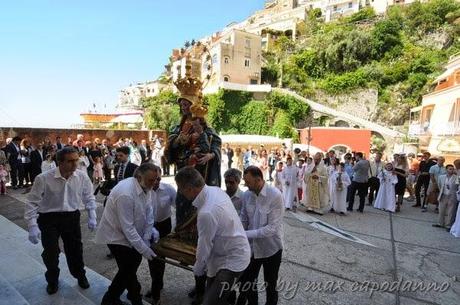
[409,53,460,162]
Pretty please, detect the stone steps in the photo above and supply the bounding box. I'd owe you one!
[0,273,29,305]
[0,215,149,305]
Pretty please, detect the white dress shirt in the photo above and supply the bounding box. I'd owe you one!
[95,178,154,256]
[25,168,97,227]
[193,185,251,277]
[152,182,176,223]
[241,183,284,259]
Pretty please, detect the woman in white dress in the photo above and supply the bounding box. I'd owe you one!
[330,164,351,214]
[374,163,398,212]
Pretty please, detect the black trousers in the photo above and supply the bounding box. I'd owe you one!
[347,181,369,212]
[368,178,380,205]
[148,217,172,300]
[346,184,353,204]
[268,166,274,181]
[415,176,430,207]
[9,160,19,187]
[30,167,41,184]
[18,162,26,186]
[236,250,282,305]
[204,269,242,305]
[37,210,85,284]
[102,244,143,304]
[103,167,112,182]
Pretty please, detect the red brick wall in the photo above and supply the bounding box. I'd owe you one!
[299,127,371,153]
[0,127,166,146]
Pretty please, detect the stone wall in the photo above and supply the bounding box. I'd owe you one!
[0,127,166,146]
[315,88,379,121]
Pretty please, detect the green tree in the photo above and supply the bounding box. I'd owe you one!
[371,18,402,59]
[271,110,299,141]
[142,90,180,132]
[205,89,252,133]
[237,101,270,135]
[346,7,376,23]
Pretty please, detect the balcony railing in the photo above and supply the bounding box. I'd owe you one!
[408,123,427,136]
[409,122,460,136]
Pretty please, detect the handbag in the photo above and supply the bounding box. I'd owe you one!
[368,163,379,187]
[427,188,439,205]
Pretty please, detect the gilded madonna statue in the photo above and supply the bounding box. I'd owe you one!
[153,45,221,266]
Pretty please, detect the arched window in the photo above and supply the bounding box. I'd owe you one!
[224,56,230,64]
[223,75,230,82]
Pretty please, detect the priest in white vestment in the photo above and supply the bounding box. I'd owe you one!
[304,153,329,215]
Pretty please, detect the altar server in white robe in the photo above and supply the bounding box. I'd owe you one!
[272,161,284,192]
[327,158,339,203]
[281,156,298,210]
[330,164,351,214]
[374,163,398,212]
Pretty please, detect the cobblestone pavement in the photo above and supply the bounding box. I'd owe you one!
[1,178,459,305]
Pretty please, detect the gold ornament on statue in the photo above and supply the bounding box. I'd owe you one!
[173,42,213,119]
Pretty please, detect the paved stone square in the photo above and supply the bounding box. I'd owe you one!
[1,179,459,305]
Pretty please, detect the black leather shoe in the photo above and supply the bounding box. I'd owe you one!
[46,282,59,295]
[188,287,196,298]
[191,294,203,305]
[78,276,90,289]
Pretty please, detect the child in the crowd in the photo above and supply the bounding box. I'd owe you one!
[93,156,104,184]
[374,163,398,212]
[272,161,284,192]
[0,165,8,195]
[329,163,351,215]
[297,159,305,204]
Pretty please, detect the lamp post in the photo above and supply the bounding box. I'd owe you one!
[306,112,313,155]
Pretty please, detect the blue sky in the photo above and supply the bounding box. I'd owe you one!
[0,0,264,127]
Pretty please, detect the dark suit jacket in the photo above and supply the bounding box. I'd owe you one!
[114,162,138,184]
[30,149,44,173]
[5,142,19,165]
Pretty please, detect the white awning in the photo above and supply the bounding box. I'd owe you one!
[220,134,289,146]
[110,114,143,124]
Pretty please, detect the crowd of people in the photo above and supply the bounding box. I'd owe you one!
[2,133,460,305]
[0,134,170,192]
[221,145,460,235]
